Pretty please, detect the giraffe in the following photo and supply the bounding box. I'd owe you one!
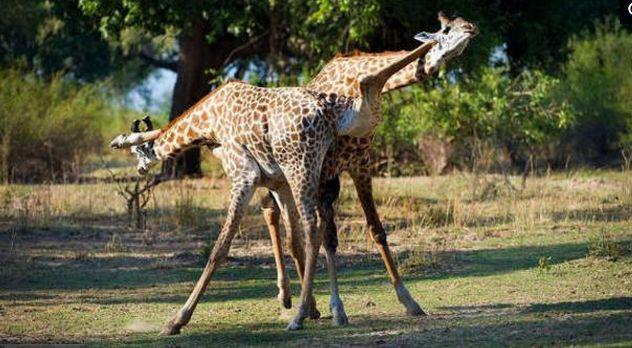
[258,12,478,324]
[109,39,438,334]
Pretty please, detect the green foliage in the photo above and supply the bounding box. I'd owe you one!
[0,0,149,87]
[562,19,632,162]
[376,67,573,172]
[496,0,616,72]
[299,0,380,56]
[0,68,130,182]
[78,0,384,82]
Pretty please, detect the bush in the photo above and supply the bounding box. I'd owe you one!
[586,229,626,262]
[0,68,129,182]
[562,19,632,164]
[376,67,572,174]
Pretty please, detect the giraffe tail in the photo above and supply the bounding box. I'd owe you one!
[110,130,161,149]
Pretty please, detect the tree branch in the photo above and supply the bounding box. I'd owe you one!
[139,48,178,72]
[221,29,271,67]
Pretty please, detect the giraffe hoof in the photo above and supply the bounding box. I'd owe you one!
[309,307,321,319]
[279,291,292,309]
[286,319,304,331]
[332,311,348,326]
[160,326,180,336]
[160,321,182,336]
[406,303,427,317]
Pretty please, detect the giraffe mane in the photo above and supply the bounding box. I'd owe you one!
[333,50,408,58]
[159,80,246,134]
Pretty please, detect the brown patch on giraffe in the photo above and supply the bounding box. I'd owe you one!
[192,116,201,127]
[187,128,198,139]
[158,81,243,135]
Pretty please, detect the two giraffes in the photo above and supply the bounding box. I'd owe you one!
[110,12,478,334]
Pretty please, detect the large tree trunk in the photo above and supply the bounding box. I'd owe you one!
[162,20,272,179]
[161,20,213,178]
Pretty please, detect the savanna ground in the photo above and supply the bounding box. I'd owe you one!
[0,169,631,347]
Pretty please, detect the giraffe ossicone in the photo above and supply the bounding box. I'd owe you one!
[415,12,478,76]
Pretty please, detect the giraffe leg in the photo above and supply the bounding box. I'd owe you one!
[271,188,321,319]
[320,177,348,326]
[350,171,426,317]
[161,148,260,335]
[261,192,291,309]
[284,177,322,331]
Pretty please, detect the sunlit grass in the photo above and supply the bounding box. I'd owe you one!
[0,170,631,346]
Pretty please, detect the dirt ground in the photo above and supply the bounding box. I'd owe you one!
[1,171,631,346]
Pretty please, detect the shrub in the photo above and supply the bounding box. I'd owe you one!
[562,19,632,164]
[376,67,572,174]
[586,229,624,261]
[0,68,129,182]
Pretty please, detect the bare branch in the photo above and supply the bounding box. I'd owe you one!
[222,29,271,68]
[139,47,178,72]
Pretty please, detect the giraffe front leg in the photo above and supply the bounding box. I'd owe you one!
[285,179,322,331]
[161,148,261,335]
[261,191,292,309]
[350,171,426,317]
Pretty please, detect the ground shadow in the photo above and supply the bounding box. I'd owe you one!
[438,297,632,315]
[0,240,599,297]
[91,302,632,347]
[525,297,632,314]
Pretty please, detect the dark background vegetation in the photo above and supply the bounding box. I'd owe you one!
[1,0,629,182]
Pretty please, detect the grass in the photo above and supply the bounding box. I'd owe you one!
[0,170,631,346]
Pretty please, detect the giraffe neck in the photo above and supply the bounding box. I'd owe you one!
[307,50,426,98]
[337,41,435,137]
[381,53,427,92]
[152,87,223,160]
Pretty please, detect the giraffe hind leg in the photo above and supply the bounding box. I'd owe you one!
[350,171,426,317]
[261,191,292,309]
[320,176,348,326]
[271,187,321,319]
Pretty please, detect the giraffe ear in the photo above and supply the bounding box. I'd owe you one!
[130,119,141,133]
[414,32,436,43]
[438,11,450,29]
[142,115,154,131]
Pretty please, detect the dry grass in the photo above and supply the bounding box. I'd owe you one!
[0,170,631,346]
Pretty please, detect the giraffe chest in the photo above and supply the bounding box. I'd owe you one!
[321,135,373,179]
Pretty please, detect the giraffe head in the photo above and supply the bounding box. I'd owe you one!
[110,116,160,175]
[414,11,478,76]
[129,117,159,175]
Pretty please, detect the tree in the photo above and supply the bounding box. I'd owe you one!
[497,0,615,74]
[562,19,632,164]
[78,0,383,177]
[0,0,150,87]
